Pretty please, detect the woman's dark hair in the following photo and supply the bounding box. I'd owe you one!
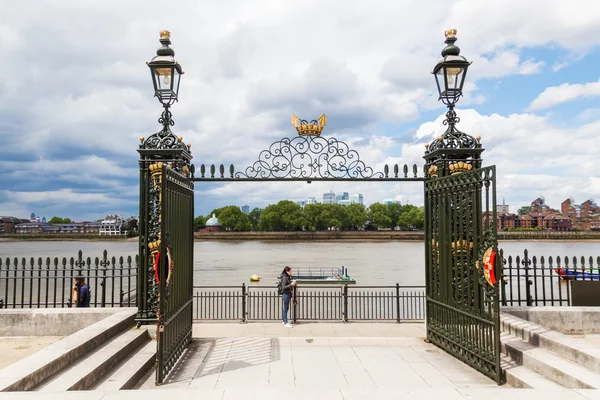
[281,266,291,275]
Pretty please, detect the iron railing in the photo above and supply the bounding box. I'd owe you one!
[0,250,138,309]
[192,284,426,322]
[501,249,600,307]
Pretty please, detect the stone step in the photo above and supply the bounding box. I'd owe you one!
[92,339,156,391]
[0,308,137,392]
[36,327,149,392]
[503,335,600,389]
[501,312,600,374]
[501,354,563,389]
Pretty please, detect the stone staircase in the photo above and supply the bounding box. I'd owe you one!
[0,309,156,392]
[501,312,600,389]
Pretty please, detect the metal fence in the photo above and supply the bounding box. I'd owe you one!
[500,249,600,307]
[0,250,138,309]
[192,284,426,322]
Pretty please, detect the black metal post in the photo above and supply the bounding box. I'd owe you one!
[293,285,298,324]
[396,283,401,323]
[343,284,349,323]
[241,283,247,323]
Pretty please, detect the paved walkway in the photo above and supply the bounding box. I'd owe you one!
[137,322,498,391]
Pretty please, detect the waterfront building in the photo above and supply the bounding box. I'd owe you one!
[14,222,59,234]
[498,198,509,213]
[323,191,336,204]
[338,199,351,206]
[562,198,600,230]
[383,200,401,206]
[241,205,250,214]
[296,201,307,208]
[198,214,224,233]
[307,197,317,205]
[0,216,22,233]
[99,214,124,236]
[350,194,364,205]
[336,192,349,203]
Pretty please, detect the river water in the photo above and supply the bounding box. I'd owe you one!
[0,240,598,286]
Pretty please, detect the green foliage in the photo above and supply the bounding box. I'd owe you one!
[218,206,250,231]
[259,200,304,231]
[48,216,71,224]
[194,215,206,230]
[196,200,424,233]
[123,217,138,238]
[248,208,262,230]
[518,206,532,215]
[368,203,392,229]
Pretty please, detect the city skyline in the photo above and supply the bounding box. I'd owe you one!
[0,1,600,220]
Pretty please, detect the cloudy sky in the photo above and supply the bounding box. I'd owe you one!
[1,0,600,221]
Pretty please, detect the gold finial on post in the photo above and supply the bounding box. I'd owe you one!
[159,30,171,40]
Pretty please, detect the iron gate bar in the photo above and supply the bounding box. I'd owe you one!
[191,177,425,182]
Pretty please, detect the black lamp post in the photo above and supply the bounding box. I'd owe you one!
[147,30,184,133]
[425,29,481,178]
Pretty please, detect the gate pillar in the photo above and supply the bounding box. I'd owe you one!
[423,29,502,384]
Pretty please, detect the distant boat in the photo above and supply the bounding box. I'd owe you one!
[277,266,356,285]
[250,275,260,282]
[553,268,599,281]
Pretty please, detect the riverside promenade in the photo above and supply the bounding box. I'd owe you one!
[0,322,599,399]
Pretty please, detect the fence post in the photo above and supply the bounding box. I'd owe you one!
[343,284,349,323]
[396,283,401,323]
[523,250,533,306]
[241,283,247,323]
[100,250,109,307]
[292,285,298,324]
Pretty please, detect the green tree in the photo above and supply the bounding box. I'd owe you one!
[343,203,367,230]
[258,201,304,231]
[518,206,532,215]
[397,205,425,231]
[368,203,392,229]
[248,208,262,230]
[206,207,223,221]
[48,216,69,224]
[218,206,250,231]
[387,203,403,228]
[194,215,206,230]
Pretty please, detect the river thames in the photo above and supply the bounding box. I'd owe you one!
[0,240,598,286]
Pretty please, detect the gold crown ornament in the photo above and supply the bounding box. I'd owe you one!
[449,161,473,174]
[291,114,327,137]
[160,30,171,40]
[445,29,457,38]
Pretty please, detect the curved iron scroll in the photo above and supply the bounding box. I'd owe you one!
[234,135,383,179]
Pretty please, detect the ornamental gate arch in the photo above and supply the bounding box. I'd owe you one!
[136,112,503,385]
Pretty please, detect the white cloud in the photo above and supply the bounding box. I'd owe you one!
[529,79,600,110]
[2,0,600,218]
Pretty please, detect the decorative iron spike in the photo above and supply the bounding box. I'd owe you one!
[200,164,205,178]
[230,164,234,178]
[210,164,215,178]
[219,164,224,178]
[413,164,417,178]
[394,164,398,178]
[403,164,408,178]
[384,165,389,178]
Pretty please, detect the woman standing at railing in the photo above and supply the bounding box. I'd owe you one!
[279,266,296,328]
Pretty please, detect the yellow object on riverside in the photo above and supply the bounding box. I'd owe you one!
[250,275,260,282]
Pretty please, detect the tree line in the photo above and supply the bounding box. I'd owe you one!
[194,201,424,232]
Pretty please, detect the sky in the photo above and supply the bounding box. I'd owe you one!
[1,0,600,221]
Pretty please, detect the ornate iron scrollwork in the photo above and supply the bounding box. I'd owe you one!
[140,107,188,151]
[426,108,480,153]
[235,135,383,179]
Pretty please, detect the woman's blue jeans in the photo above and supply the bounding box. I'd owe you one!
[282,292,291,324]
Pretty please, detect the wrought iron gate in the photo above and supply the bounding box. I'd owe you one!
[424,120,502,383]
[155,165,194,384]
[137,106,194,384]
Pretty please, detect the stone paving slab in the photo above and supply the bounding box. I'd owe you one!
[193,321,426,339]
[149,335,500,391]
[0,337,62,370]
[1,388,600,399]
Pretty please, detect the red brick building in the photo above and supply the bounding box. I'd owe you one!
[561,198,600,230]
